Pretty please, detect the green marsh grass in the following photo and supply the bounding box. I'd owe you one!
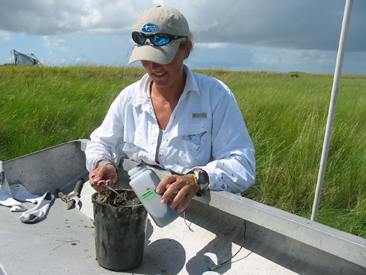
[1,66,366,237]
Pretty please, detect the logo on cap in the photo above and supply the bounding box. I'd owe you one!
[142,23,159,33]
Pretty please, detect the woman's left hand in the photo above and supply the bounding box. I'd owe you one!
[156,174,199,213]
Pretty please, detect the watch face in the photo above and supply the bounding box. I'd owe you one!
[195,170,208,191]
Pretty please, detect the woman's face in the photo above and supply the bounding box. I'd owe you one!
[141,42,192,92]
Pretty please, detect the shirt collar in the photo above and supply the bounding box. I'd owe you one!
[182,65,201,96]
[132,73,152,108]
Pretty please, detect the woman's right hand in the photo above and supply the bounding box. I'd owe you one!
[89,164,117,191]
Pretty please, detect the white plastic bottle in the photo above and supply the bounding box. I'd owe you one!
[128,165,180,228]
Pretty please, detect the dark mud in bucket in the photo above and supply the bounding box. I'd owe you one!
[92,189,147,271]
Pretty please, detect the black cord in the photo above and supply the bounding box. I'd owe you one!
[183,213,250,271]
[211,220,247,271]
[183,211,194,232]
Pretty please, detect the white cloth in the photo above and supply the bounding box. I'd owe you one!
[10,182,40,204]
[20,191,54,224]
[0,161,28,211]
[85,65,255,193]
[0,161,54,223]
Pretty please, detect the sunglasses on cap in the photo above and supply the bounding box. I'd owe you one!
[132,31,188,46]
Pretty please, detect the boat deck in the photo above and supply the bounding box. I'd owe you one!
[1,140,366,275]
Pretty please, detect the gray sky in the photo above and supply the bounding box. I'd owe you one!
[0,0,365,74]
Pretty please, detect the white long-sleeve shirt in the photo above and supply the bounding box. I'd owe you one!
[85,65,255,193]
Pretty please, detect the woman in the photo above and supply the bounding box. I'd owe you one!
[86,5,255,213]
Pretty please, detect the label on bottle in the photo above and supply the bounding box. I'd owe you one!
[140,188,157,202]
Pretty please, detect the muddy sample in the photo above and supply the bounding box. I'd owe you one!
[94,189,141,207]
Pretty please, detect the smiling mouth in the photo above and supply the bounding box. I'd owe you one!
[153,72,167,77]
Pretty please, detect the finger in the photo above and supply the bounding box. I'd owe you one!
[168,187,190,210]
[90,168,104,182]
[106,172,118,186]
[175,196,191,213]
[174,186,196,212]
[104,179,115,187]
[156,176,175,194]
[160,175,194,204]
[160,182,183,204]
[89,173,98,183]
[91,178,106,189]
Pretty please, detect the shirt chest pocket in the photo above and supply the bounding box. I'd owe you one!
[171,117,212,166]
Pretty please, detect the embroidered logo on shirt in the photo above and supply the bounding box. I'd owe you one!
[191,112,207,119]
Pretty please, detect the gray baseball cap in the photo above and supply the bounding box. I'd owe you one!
[128,5,191,65]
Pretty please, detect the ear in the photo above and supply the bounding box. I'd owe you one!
[184,41,193,59]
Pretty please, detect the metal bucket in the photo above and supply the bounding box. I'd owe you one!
[92,189,147,271]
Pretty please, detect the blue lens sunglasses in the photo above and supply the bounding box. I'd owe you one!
[132,31,188,46]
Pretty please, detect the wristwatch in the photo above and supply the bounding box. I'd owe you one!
[188,169,209,196]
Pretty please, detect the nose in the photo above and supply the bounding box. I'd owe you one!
[151,62,161,69]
